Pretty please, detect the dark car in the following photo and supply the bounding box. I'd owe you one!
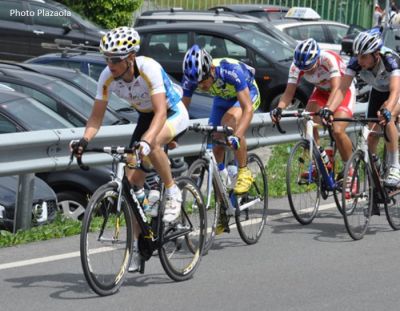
[0,176,58,231]
[0,66,128,127]
[0,61,139,123]
[208,4,289,21]
[135,22,313,111]
[0,0,105,61]
[134,8,297,48]
[26,50,214,119]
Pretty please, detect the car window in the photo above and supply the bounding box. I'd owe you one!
[46,59,82,71]
[195,34,247,60]
[147,33,189,61]
[285,24,327,42]
[2,97,73,130]
[384,29,400,53]
[0,1,25,22]
[327,25,348,44]
[30,4,69,27]
[0,114,18,133]
[234,29,293,62]
[88,62,106,80]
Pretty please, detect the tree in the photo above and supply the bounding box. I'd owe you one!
[58,0,143,29]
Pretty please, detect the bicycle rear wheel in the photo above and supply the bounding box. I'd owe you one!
[287,140,321,225]
[385,190,400,230]
[235,153,268,244]
[80,183,133,296]
[342,150,372,240]
[187,158,219,254]
[158,176,206,281]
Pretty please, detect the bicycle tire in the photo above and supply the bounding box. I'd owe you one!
[342,150,372,240]
[187,158,220,254]
[235,153,268,244]
[80,183,133,296]
[158,176,206,281]
[332,143,344,215]
[385,190,400,230]
[286,140,321,225]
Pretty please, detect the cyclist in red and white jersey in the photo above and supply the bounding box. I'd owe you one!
[271,38,356,180]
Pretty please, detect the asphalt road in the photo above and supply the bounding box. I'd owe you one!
[1,198,399,311]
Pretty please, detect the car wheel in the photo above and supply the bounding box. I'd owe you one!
[57,191,87,221]
[270,94,305,111]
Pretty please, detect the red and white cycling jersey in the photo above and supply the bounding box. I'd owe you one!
[288,50,346,91]
[288,50,355,116]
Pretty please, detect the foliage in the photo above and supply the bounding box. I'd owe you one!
[58,0,143,29]
[267,143,293,197]
[0,214,81,248]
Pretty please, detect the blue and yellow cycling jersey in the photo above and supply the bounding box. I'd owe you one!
[182,58,258,100]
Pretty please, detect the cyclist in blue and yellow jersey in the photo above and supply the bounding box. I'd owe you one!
[70,27,189,272]
[182,44,260,195]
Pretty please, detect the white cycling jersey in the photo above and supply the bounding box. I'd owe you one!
[288,50,345,91]
[95,56,181,113]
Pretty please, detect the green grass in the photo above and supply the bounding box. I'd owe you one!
[267,143,293,197]
[0,214,81,248]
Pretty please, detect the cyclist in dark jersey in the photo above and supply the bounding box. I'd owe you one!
[327,28,400,188]
[182,44,260,195]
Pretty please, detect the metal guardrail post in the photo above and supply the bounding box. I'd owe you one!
[13,173,35,233]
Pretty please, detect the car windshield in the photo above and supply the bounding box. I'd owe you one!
[234,29,293,62]
[43,80,119,125]
[70,74,131,111]
[1,97,73,130]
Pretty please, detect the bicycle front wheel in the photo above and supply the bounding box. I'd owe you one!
[235,153,268,244]
[385,190,400,230]
[287,140,321,225]
[187,158,219,254]
[342,150,372,240]
[80,183,133,296]
[158,176,206,281]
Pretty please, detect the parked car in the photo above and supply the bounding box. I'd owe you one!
[208,4,289,21]
[0,176,58,231]
[0,0,105,61]
[135,22,313,111]
[271,7,365,54]
[0,61,139,123]
[0,66,128,127]
[26,50,214,119]
[134,8,297,48]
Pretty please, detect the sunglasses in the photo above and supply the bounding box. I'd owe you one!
[104,54,129,64]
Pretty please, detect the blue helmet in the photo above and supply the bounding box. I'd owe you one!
[182,44,213,82]
[353,28,383,55]
[293,39,321,70]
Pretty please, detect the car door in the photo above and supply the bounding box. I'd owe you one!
[0,0,32,61]
[0,114,21,134]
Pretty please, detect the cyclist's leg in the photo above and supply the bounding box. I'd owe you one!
[306,88,325,145]
[367,89,385,154]
[384,97,400,187]
[148,102,189,222]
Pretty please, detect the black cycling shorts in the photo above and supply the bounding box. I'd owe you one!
[367,88,390,118]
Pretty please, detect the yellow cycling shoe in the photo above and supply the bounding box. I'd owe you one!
[216,223,226,235]
[234,167,254,194]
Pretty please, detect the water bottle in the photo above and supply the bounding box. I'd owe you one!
[147,189,160,217]
[227,164,238,189]
[325,146,334,163]
[319,146,332,171]
[218,163,231,187]
[134,187,149,212]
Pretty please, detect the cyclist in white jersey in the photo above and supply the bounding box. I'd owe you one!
[70,27,189,272]
[326,28,400,188]
[271,39,356,184]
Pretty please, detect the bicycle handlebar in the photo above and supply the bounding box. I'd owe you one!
[273,110,317,134]
[333,117,390,142]
[189,123,234,135]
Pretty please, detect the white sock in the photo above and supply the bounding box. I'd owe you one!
[388,150,400,168]
[165,184,180,197]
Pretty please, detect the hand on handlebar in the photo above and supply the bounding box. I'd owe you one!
[319,107,334,126]
[378,107,391,126]
[138,140,151,157]
[270,107,282,124]
[69,137,88,157]
[227,135,240,150]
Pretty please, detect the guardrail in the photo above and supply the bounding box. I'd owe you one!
[1,103,367,231]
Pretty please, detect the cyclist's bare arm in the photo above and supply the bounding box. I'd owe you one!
[277,83,297,110]
[142,92,168,145]
[325,76,341,111]
[326,74,353,111]
[383,75,400,112]
[236,87,254,138]
[83,99,108,141]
